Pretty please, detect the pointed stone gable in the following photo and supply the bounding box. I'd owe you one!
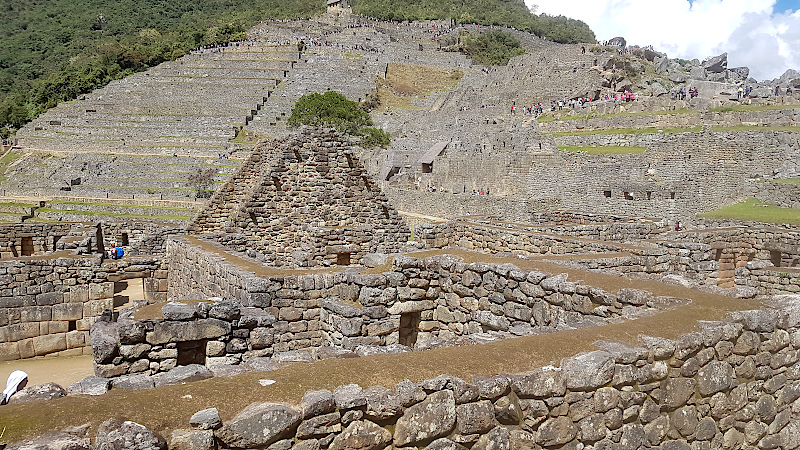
[188,128,410,267]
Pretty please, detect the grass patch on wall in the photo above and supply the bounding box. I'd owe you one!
[377,64,463,111]
[699,198,800,225]
[0,151,22,182]
[545,108,696,123]
[547,126,702,137]
[771,178,800,185]
[711,125,800,133]
[560,145,647,155]
[708,104,800,113]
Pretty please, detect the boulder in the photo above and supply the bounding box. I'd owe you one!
[696,361,734,395]
[472,426,510,450]
[301,389,336,419]
[394,390,456,446]
[424,438,468,450]
[328,420,391,450]
[7,383,66,404]
[363,386,404,420]
[154,364,213,388]
[67,376,111,396]
[561,351,614,390]
[512,367,566,398]
[471,311,510,331]
[146,319,231,345]
[4,432,92,450]
[90,312,120,364]
[244,357,280,372]
[334,384,366,410]
[168,430,215,450]
[111,374,155,390]
[161,302,196,321]
[607,37,626,47]
[95,418,166,450]
[296,412,342,439]
[190,408,223,430]
[362,253,390,268]
[702,53,728,73]
[456,400,496,435]
[536,416,576,447]
[215,403,302,448]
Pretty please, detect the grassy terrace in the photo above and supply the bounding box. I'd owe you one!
[560,145,647,155]
[36,207,193,221]
[699,198,800,225]
[773,178,800,185]
[49,201,198,212]
[538,108,696,123]
[546,125,799,137]
[0,151,21,182]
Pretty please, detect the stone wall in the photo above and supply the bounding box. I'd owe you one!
[120,238,657,378]
[0,223,74,258]
[0,255,167,361]
[180,301,800,450]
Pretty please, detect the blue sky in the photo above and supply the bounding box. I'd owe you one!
[529,0,800,80]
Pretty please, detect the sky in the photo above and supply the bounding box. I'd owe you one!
[526,0,800,81]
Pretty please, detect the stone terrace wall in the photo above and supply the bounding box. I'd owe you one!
[149,238,653,378]
[0,223,74,258]
[0,255,166,361]
[539,106,800,134]
[183,302,800,450]
[415,221,634,256]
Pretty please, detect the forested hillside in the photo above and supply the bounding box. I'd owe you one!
[0,0,594,138]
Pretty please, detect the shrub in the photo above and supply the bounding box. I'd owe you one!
[188,167,217,199]
[288,92,391,148]
[459,30,525,66]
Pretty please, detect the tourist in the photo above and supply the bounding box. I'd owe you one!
[2,371,28,405]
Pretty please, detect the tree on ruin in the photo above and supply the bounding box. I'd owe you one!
[188,167,217,199]
[288,91,390,147]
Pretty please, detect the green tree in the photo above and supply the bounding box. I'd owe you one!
[288,92,390,147]
[460,30,526,66]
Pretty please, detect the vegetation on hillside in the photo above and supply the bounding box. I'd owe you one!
[354,0,595,44]
[287,92,390,147]
[0,0,594,138]
[458,30,525,66]
[377,63,463,110]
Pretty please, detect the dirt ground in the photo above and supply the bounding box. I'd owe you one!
[0,250,760,444]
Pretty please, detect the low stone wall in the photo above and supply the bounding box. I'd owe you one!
[0,223,74,258]
[562,241,717,279]
[171,301,800,450]
[114,239,658,378]
[414,221,630,255]
[0,255,167,361]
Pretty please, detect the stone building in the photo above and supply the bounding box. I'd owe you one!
[187,128,411,267]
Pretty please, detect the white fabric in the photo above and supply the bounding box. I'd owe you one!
[3,370,28,403]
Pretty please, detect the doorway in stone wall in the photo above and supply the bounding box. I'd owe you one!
[177,340,208,365]
[336,252,351,266]
[113,278,145,310]
[20,237,34,256]
[398,312,420,347]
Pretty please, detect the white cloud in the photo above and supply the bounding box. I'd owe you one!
[527,0,800,80]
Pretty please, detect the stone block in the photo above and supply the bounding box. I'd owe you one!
[84,299,113,318]
[0,342,20,361]
[21,306,52,322]
[66,330,88,349]
[5,322,40,341]
[36,291,63,306]
[53,302,84,321]
[33,333,67,356]
[69,285,89,303]
[48,320,69,334]
[89,282,114,300]
[76,317,98,331]
[19,338,35,359]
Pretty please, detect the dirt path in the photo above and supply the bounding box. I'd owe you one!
[0,249,759,444]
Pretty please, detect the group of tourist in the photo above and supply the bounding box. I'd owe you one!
[671,87,699,100]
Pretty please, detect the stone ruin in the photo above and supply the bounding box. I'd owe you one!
[4,8,800,450]
[187,128,411,267]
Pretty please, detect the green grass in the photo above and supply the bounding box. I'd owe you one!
[0,201,36,208]
[772,178,800,185]
[35,207,192,221]
[50,201,197,212]
[708,104,800,113]
[560,145,647,155]
[547,126,702,137]
[546,108,696,122]
[547,125,799,137]
[0,151,22,182]
[699,198,800,225]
